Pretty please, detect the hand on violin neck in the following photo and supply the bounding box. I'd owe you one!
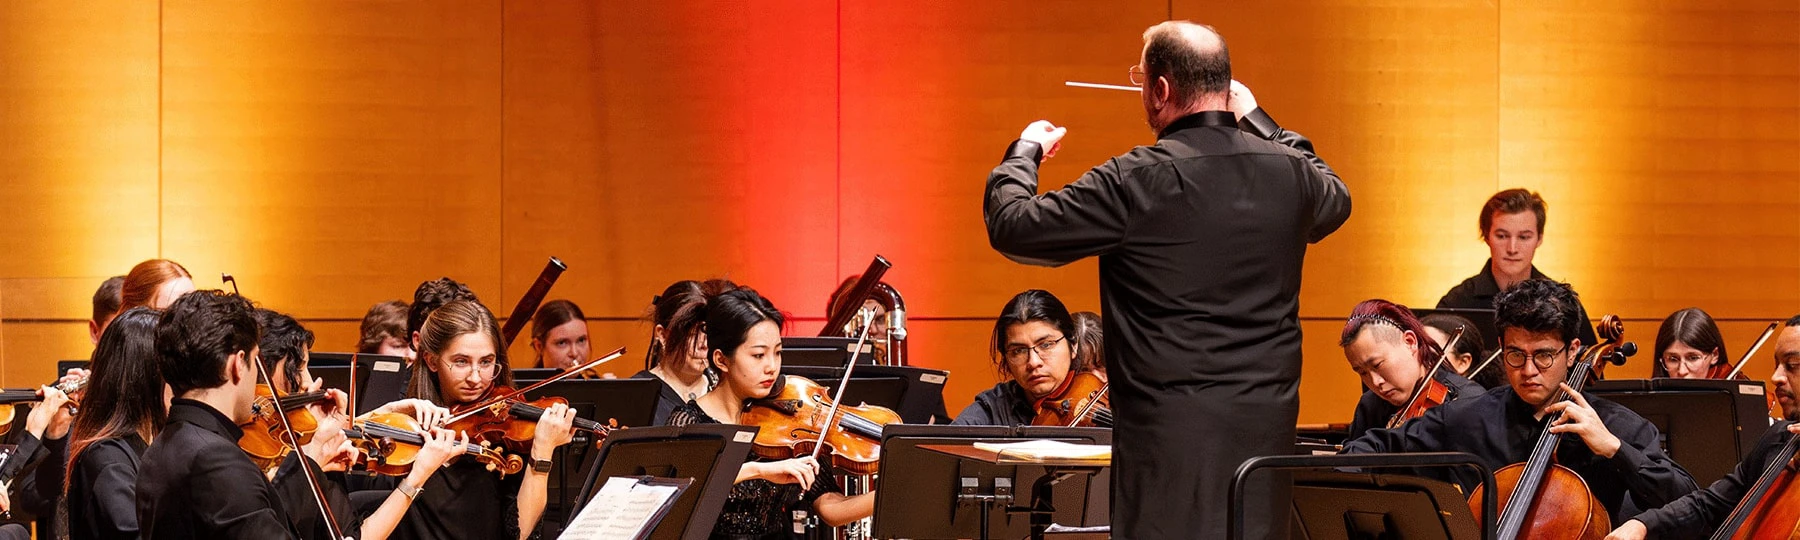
[24,385,70,439]
[405,428,463,484]
[302,416,356,473]
[528,402,577,461]
[1545,383,1622,459]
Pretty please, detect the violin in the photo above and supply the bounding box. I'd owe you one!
[238,384,339,472]
[0,376,87,436]
[739,374,901,476]
[445,390,617,457]
[1386,326,1466,429]
[1469,314,1637,540]
[350,411,523,477]
[1031,371,1112,428]
[1709,322,1785,420]
[1709,422,1800,538]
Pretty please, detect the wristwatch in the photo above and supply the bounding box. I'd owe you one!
[531,457,555,473]
[397,480,423,500]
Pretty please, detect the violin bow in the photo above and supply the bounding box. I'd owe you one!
[223,274,350,540]
[806,309,878,464]
[1467,348,1504,380]
[441,347,627,425]
[1723,322,1779,380]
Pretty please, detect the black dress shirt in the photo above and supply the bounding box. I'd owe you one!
[135,399,309,539]
[949,381,1036,427]
[1634,420,1795,537]
[1437,260,1599,347]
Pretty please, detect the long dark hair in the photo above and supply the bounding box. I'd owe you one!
[704,288,784,370]
[407,300,513,405]
[989,290,1077,378]
[1653,307,1728,378]
[1339,299,1442,369]
[646,279,737,370]
[68,307,166,487]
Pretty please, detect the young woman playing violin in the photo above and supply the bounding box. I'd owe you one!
[664,287,875,538]
[1607,315,1800,539]
[951,290,1095,427]
[631,280,734,426]
[397,299,576,540]
[1339,299,1485,441]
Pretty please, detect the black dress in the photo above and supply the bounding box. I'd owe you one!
[389,456,524,540]
[68,434,147,540]
[665,401,840,540]
[1633,420,1795,537]
[984,108,1351,539]
[948,381,1035,427]
[1437,260,1600,347]
[1340,386,1699,524]
[632,369,699,427]
[1344,370,1485,442]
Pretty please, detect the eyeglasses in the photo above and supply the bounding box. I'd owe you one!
[447,357,502,380]
[1660,352,1714,371]
[1002,336,1067,366]
[1502,343,1569,370]
[1128,65,1146,87]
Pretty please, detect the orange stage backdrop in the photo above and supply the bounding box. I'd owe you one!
[2,1,1796,425]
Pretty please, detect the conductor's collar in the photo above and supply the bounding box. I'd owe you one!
[1159,110,1238,139]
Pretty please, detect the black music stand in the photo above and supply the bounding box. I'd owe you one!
[519,378,663,539]
[571,424,757,540]
[1589,378,1771,485]
[874,425,1112,540]
[57,360,89,376]
[309,352,410,415]
[1230,453,1495,540]
[781,337,874,368]
[783,365,950,424]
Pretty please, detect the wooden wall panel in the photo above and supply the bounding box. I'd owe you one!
[158,1,506,320]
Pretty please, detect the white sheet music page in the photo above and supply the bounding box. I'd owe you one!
[561,477,682,540]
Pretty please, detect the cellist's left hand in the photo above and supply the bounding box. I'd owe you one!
[1546,383,1622,458]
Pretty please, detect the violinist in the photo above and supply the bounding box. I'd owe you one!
[358,300,415,361]
[67,307,163,540]
[1072,311,1106,382]
[397,299,576,540]
[1342,280,1697,524]
[1605,315,1800,539]
[528,300,590,371]
[631,280,734,426]
[951,290,1086,427]
[664,288,875,537]
[1436,189,1599,347]
[1420,312,1504,390]
[136,291,461,540]
[1339,300,1484,441]
[1650,307,1727,379]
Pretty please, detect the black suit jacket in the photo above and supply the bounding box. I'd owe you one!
[69,434,147,540]
[135,399,306,539]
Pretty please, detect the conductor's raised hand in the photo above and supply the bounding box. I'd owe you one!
[1227,80,1258,121]
[1018,120,1066,163]
[1546,384,1622,458]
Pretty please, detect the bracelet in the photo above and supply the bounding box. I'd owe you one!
[397,480,423,500]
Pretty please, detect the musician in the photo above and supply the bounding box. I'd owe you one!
[89,275,125,344]
[632,280,734,426]
[1606,315,1800,539]
[983,21,1350,538]
[528,300,590,371]
[1436,189,1599,346]
[0,367,79,536]
[1420,312,1504,390]
[397,299,576,540]
[119,259,194,313]
[1072,311,1106,382]
[406,278,479,360]
[358,300,415,361]
[1339,300,1484,441]
[1342,279,1697,524]
[1649,307,1728,379]
[68,307,164,540]
[135,290,359,538]
[665,288,875,538]
[950,290,1083,426]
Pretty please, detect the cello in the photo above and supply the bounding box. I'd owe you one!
[1385,326,1465,429]
[1708,420,1800,539]
[1469,314,1637,540]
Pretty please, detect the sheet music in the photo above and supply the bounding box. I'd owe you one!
[561,476,685,540]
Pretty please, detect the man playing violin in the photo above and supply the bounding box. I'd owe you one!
[952,290,1091,427]
[1342,279,1697,525]
[1606,314,1800,539]
[1338,299,1485,441]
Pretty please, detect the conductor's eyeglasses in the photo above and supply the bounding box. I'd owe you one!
[1129,65,1146,86]
[1502,343,1568,370]
[1003,336,1067,366]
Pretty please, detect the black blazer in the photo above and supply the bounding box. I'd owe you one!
[134,399,302,539]
[68,434,147,540]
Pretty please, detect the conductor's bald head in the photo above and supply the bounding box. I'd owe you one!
[1139,21,1231,132]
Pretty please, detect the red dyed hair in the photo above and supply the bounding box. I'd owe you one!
[119,259,192,313]
[1339,299,1443,369]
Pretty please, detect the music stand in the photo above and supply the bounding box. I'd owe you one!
[874,425,1112,540]
[781,337,874,368]
[571,424,757,540]
[1588,378,1771,485]
[783,365,950,424]
[518,378,663,538]
[1231,453,1495,540]
[57,360,89,376]
[309,353,410,415]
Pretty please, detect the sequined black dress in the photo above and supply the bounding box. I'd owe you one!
[665,401,841,540]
